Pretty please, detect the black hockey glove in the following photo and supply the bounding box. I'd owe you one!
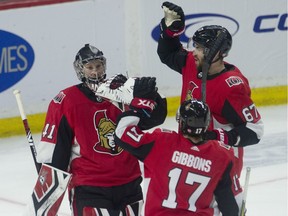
[160,1,185,38]
[130,97,157,118]
[131,77,158,118]
[204,129,240,146]
[137,93,167,130]
[133,77,158,100]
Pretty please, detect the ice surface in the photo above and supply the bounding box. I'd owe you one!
[0,105,287,215]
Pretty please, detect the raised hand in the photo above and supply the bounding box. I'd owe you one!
[160,1,185,38]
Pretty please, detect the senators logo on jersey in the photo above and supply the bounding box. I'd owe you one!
[185,81,199,101]
[93,110,123,155]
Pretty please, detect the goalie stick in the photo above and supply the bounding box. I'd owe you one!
[240,167,251,216]
[201,30,227,103]
[13,89,41,173]
[14,89,71,216]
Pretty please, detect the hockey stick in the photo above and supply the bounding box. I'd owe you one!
[13,89,41,173]
[14,90,71,215]
[201,30,227,102]
[240,167,251,216]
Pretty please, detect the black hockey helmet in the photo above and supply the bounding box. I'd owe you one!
[73,44,107,91]
[192,25,232,57]
[177,99,210,136]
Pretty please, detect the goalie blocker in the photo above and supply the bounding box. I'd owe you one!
[24,164,71,216]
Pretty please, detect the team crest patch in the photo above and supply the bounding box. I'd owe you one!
[185,81,199,101]
[53,91,66,104]
[93,110,123,155]
[225,76,243,87]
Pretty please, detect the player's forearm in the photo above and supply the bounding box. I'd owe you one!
[222,100,264,147]
[115,113,152,161]
[230,124,261,147]
[115,113,142,147]
[157,36,185,73]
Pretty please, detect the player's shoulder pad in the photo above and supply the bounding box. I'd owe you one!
[224,75,246,88]
[53,91,66,104]
[52,85,77,105]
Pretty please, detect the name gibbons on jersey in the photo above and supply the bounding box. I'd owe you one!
[171,151,211,173]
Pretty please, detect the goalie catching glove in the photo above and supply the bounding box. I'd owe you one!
[95,73,134,104]
[96,75,158,117]
[160,1,185,38]
[108,73,128,89]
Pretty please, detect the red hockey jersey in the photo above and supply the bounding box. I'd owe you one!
[36,84,141,188]
[115,114,239,216]
[181,53,260,130]
[180,52,263,175]
[157,37,264,149]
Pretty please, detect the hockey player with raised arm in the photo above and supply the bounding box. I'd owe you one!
[157,2,264,180]
[33,44,167,216]
[114,80,239,215]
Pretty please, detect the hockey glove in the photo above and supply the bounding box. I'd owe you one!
[95,74,134,104]
[138,93,167,130]
[204,128,229,145]
[130,97,157,118]
[133,77,158,100]
[109,73,128,89]
[131,77,158,118]
[204,128,240,146]
[160,1,185,38]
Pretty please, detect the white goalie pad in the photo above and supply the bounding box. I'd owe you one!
[23,164,71,216]
[95,77,135,104]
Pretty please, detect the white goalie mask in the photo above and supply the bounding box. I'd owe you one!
[73,44,107,92]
